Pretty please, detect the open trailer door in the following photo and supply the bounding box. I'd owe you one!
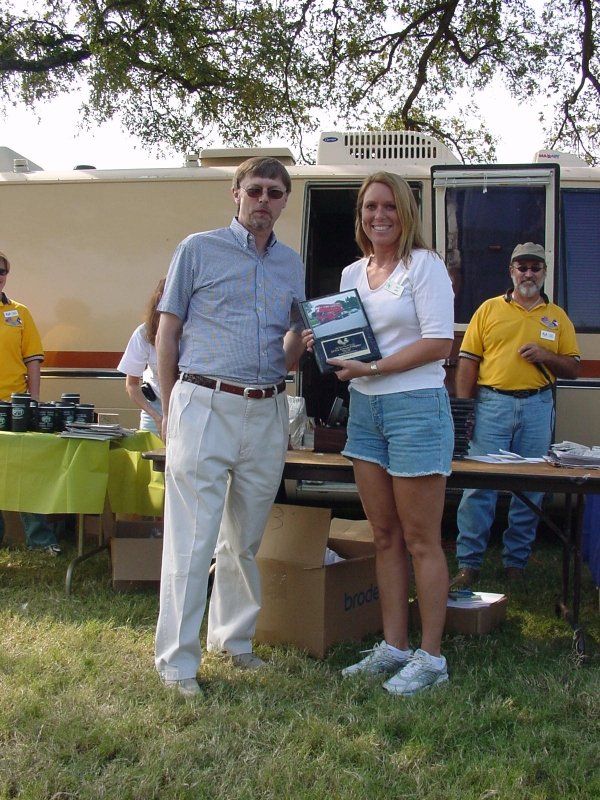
[431,163,560,328]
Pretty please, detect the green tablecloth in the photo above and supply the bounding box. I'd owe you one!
[0,430,164,516]
[106,432,165,515]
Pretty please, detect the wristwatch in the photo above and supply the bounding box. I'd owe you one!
[370,361,381,376]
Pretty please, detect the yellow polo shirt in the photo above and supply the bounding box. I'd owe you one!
[459,295,580,391]
[0,296,44,400]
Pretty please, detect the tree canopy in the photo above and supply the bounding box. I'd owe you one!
[0,0,598,163]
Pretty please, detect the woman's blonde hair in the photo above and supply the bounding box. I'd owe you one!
[144,277,166,346]
[355,171,428,264]
[0,251,10,272]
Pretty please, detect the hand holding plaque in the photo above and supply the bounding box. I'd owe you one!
[300,289,381,374]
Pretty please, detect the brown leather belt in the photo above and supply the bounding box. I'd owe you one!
[181,373,286,399]
[481,384,553,399]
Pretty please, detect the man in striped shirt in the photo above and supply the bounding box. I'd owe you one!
[154,158,305,697]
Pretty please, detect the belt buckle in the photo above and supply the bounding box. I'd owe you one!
[244,387,266,399]
[514,390,529,399]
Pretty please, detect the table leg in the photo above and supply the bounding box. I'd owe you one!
[514,490,588,663]
[65,506,111,596]
[554,495,587,663]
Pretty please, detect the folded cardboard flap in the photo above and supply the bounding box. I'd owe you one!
[258,506,374,566]
[328,518,373,560]
[258,505,332,567]
[329,538,374,560]
[329,518,372,541]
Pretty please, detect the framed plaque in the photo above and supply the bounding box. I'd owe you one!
[300,289,381,374]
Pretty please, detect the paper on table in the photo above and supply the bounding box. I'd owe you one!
[466,450,545,464]
[60,430,123,440]
[60,422,137,440]
[447,591,506,609]
[546,441,600,468]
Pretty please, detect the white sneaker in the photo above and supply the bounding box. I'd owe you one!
[383,649,449,696]
[341,641,413,677]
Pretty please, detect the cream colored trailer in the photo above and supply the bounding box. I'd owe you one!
[0,132,454,426]
[1,131,598,443]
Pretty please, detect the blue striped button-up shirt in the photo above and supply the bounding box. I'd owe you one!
[159,217,305,384]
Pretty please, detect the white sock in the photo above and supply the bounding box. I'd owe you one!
[420,649,445,668]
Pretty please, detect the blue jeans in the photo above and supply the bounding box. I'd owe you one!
[0,512,58,549]
[456,386,554,570]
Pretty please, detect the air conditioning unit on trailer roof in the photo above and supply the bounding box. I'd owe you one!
[317,130,460,167]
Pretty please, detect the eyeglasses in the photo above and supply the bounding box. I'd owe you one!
[241,185,286,200]
[0,268,8,276]
[513,264,545,274]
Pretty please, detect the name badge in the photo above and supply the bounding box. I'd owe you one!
[383,278,405,297]
[3,309,22,326]
[540,330,556,342]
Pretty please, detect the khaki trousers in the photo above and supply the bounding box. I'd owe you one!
[155,378,288,680]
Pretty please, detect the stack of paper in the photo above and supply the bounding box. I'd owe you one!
[447,591,506,609]
[60,422,136,440]
[546,441,600,468]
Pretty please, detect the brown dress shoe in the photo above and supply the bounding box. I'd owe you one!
[505,566,527,592]
[450,567,480,588]
[231,653,267,670]
[161,677,202,698]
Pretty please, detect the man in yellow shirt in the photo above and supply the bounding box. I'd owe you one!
[0,251,61,554]
[452,243,580,588]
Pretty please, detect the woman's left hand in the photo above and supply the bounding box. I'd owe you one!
[327,358,371,382]
[301,328,315,352]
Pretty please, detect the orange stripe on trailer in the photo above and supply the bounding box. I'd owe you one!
[579,360,600,379]
[43,352,122,369]
[39,353,600,378]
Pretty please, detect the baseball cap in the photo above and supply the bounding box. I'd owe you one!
[511,242,546,263]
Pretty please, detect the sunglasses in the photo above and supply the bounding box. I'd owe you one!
[513,264,545,274]
[0,268,8,276]
[241,185,286,200]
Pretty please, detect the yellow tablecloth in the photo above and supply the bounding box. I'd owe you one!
[0,430,164,516]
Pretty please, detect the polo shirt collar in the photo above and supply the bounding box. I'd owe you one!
[503,287,549,307]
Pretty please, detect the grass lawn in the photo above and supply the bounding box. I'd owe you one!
[1,528,599,800]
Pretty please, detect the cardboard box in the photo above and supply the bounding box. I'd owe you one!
[110,520,163,592]
[255,504,381,658]
[410,592,507,635]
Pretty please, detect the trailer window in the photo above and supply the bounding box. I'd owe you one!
[445,185,546,324]
[559,189,600,332]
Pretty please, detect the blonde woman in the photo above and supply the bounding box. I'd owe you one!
[313,173,455,695]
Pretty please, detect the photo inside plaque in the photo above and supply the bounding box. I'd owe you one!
[300,288,381,374]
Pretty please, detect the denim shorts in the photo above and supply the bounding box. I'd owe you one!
[342,387,454,477]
